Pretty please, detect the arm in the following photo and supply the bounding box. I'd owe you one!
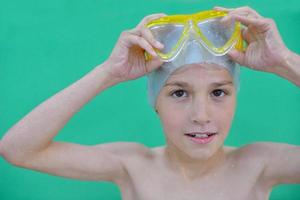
[214,6,300,185]
[1,13,164,183]
[248,142,300,186]
[263,143,300,185]
[274,50,300,87]
[215,6,300,87]
[1,64,128,182]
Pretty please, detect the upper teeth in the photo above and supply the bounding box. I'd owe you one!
[191,134,209,138]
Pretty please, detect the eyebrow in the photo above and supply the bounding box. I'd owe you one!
[210,81,234,87]
[164,81,189,88]
[164,80,233,88]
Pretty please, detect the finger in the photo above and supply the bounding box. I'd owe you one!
[228,48,246,66]
[230,14,269,32]
[125,34,158,57]
[232,6,262,18]
[127,28,141,36]
[219,15,235,27]
[140,28,164,49]
[135,38,158,58]
[216,6,261,18]
[213,6,234,12]
[143,13,167,20]
[214,6,234,23]
[130,13,167,48]
[137,13,167,28]
[218,6,262,24]
[241,27,253,43]
[145,57,163,73]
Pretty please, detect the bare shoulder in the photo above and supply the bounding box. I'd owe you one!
[223,143,272,171]
[231,142,297,157]
[226,143,299,172]
[225,142,276,162]
[222,143,271,186]
[233,142,300,185]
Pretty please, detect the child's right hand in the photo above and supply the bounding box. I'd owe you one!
[103,13,166,83]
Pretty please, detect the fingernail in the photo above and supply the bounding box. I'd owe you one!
[221,16,229,22]
[151,50,158,57]
[156,41,164,49]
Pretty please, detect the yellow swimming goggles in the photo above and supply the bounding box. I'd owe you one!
[146,10,243,62]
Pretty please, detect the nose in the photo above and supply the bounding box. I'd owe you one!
[189,97,211,125]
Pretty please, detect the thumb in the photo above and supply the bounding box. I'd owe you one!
[228,48,246,66]
[145,57,163,73]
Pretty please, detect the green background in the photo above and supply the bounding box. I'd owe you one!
[0,0,299,199]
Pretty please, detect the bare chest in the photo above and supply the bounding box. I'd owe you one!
[119,160,269,200]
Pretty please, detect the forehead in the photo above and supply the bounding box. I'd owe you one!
[166,63,233,83]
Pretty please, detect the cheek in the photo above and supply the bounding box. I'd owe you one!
[213,99,236,132]
[159,106,186,134]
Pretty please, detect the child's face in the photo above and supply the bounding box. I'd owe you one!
[156,63,236,160]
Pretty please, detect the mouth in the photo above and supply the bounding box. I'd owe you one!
[184,132,217,144]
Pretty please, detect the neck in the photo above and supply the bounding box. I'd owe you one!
[164,142,226,182]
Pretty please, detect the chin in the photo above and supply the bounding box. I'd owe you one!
[166,135,225,161]
[185,146,219,160]
[185,137,225,159]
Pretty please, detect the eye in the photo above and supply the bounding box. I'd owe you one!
[211,89,226,97]
[171,89,187,98]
